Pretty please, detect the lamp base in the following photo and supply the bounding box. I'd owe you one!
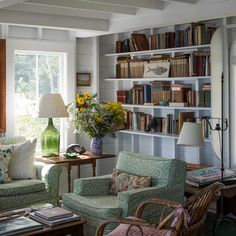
[41,118,60,157]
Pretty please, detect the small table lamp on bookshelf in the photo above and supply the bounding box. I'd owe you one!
[38,93,68,157]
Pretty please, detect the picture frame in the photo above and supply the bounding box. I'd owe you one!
[76,73,91,86]
[143,62,170,78]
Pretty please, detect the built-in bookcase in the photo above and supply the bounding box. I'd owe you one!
[98,17,235,167]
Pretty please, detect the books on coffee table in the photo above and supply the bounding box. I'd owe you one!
[34,207,73,221]
[29,207,80,226]
[0,216,43,236]
[29,212,80,226]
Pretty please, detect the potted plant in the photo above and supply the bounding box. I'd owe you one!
[68,92,125,155]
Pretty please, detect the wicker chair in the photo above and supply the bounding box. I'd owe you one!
[96,182,223,236]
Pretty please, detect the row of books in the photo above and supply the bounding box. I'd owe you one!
[124,111,178,134]
[115,23,217,53]
[186,166,235,187]
[124,110,210,137]
[116,52,210,78]
[116,33,150,53]
[198,83,211,107]
[150,24,216,50]
[117,82,211,107]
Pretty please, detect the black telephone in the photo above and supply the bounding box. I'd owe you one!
[66,144,86,155]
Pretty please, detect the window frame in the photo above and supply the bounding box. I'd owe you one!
[6,38,76,151]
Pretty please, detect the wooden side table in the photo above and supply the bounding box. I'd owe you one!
[35,151,116,192]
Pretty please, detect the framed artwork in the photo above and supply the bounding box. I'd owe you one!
[143,62,170,78]
[77,73,91,86]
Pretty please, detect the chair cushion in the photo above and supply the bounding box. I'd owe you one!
[0,179,46,196]
[106,222,173,236]
[63,193,121,219]
[116,151,174,186]
[7,138,37,180]
[110,169,152,194]
[0,147,13,183]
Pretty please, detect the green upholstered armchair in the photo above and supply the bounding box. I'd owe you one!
[62,151,186,236]
[0,136,62,212]
[0,162,62,212]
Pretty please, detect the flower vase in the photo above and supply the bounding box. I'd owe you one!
[90,137,103,156]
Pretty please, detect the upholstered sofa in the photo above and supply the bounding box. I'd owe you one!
[0,136,62,212]
[62,151,186,236]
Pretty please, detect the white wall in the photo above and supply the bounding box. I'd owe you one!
[74,37,97,179]
[99,34,117,174]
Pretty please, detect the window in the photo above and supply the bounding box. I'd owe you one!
[14,51,67,152]
[6,39,76,151]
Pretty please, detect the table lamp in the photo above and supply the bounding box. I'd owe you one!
[38,93,68,157]
[177,119,228,182]
[177,122,204,147]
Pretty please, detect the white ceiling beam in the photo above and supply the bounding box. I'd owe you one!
[80,0,164,10]
[8,2,111,20]
[0,0,26,8]
[0,9,109,31]
[165,0,197,4]
[26,0,136,15]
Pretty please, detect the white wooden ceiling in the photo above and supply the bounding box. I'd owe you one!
[0,0,234,37]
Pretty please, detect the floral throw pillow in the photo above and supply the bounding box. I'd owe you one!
[110,169,152,194]
[0,148,13,184]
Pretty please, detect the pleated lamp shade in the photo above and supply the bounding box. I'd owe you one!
[38,93,68,118]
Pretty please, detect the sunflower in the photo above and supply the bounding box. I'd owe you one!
[83,92,92,100]
[77,97,85,105]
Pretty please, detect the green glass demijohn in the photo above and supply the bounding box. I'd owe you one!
[41,118,60,157]
[38,93,68,157]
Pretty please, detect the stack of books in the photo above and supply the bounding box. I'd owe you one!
[186,166,235,187]
[29,207,80,226]
[0,216,43,236]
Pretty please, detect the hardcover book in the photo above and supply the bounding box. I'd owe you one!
[0,216,43,236]
[29,212,80,226]
[131,33,149,51]
[34,207,73,221]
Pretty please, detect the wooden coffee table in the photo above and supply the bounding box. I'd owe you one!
[19,219,86,236]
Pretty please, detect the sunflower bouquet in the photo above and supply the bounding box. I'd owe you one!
[68,92,125,138]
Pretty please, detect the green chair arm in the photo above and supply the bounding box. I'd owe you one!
[74,175,112,196]
[35,162,62,197]
[117,185,183,217]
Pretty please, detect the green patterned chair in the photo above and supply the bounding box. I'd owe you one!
[62,151,186,236]
[0,136,62,212]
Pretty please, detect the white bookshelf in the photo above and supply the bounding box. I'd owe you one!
[99,20,222,164]
[105,76,211,82]
[118,129,210,141]
[105,44,211,57]
[121,104,211,111]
